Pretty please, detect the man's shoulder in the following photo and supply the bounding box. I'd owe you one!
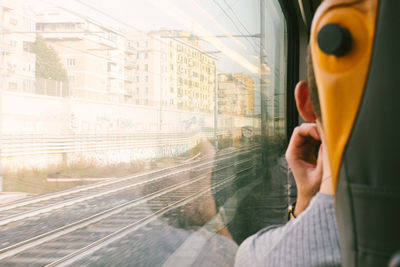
[235,193,339,267]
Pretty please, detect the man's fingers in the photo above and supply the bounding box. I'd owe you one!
[286,123,321,164]
[294,123,321,142]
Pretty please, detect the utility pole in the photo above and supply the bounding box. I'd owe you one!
[260,0,267,162]
[214,64,218,150]
[0,5,4,192]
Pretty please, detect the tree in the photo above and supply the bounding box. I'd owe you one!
[34,34,68,83]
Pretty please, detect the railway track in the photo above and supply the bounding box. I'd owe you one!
[0,155,258,266]
[0,150,259,266]
[0,145,259,227]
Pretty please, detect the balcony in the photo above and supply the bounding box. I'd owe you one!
[109,86,123,94]
[125,44,136,55]
[98,36,118,49]
[124,73,134,83]
[108,70,123,80]
[125,59,136,70]
[0,0,17,10]
[39,31,85,41]
[85,34,117,49]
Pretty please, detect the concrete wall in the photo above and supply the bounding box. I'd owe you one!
[1,91,260,170]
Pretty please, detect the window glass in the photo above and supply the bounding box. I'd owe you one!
[0,0,287,265]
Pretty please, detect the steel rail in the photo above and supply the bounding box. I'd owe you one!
[46,168,248,267]
[0,146,258,215]
[0,160,253,262]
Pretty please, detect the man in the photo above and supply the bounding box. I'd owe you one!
[235,50,341,266]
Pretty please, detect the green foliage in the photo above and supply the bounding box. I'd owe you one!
[3,159,145,194]
[34,34,68,82]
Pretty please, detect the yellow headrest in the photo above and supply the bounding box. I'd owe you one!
[310,0,378,192]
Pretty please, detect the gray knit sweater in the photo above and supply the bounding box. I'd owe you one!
[235,193,341,267]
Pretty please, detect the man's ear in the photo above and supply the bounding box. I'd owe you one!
[295,81,317,122]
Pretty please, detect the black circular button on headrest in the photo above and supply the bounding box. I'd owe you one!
[317,23,352,57]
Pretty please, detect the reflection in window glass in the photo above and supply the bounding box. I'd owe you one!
[0,0,288,265]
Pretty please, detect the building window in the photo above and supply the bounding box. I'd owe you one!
[108,33,117,42]
[8,82,18,91]
[136,76,140,82]
[145,76,149,82]
[9,18,18,25]
[23,41,34,53]
[9,40,17,47]
[65,23,75,31]
[137,41,140,47]
[145,52,148,59]
[24,17,35,32]
[145,87,149,94]
[136,88,140,94]
[69,75,75,86]
[23,80,32,93]
[126,88,133,96]
[170,99,174,105]
[66,58,76,66]
[144,64,148,71]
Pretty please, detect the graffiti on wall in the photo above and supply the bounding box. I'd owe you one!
[70,114,186,133]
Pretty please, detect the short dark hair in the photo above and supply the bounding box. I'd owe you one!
[307,45,321,120]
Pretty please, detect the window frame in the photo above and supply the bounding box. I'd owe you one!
[277,0,300,140]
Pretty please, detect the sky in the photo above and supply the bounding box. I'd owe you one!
[27,0,262,75]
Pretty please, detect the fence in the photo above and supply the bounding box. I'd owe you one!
[35,78,69,97]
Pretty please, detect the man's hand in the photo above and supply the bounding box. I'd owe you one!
[286,123,323,216]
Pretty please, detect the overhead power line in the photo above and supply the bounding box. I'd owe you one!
[212,0,259,53]
[222,0,261,50]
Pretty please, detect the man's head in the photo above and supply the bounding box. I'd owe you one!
[287,45,335,199]
[295,46,322,123]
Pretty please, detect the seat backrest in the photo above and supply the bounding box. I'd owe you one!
[310,0,400,266]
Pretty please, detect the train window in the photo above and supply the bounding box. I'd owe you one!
[0,0,289,265]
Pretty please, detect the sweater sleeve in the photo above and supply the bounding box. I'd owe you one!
[234,193,341,267]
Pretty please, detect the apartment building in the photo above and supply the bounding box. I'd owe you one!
[234,73,255,115]
[1,0,36,94]
[130,30,217,113]
[218,73,252,116]
[126,31,168,106]
[166,30,216,113]
[34,7,216,113]
[36,7,136,103]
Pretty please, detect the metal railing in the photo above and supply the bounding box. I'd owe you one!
[0,130,222,157]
